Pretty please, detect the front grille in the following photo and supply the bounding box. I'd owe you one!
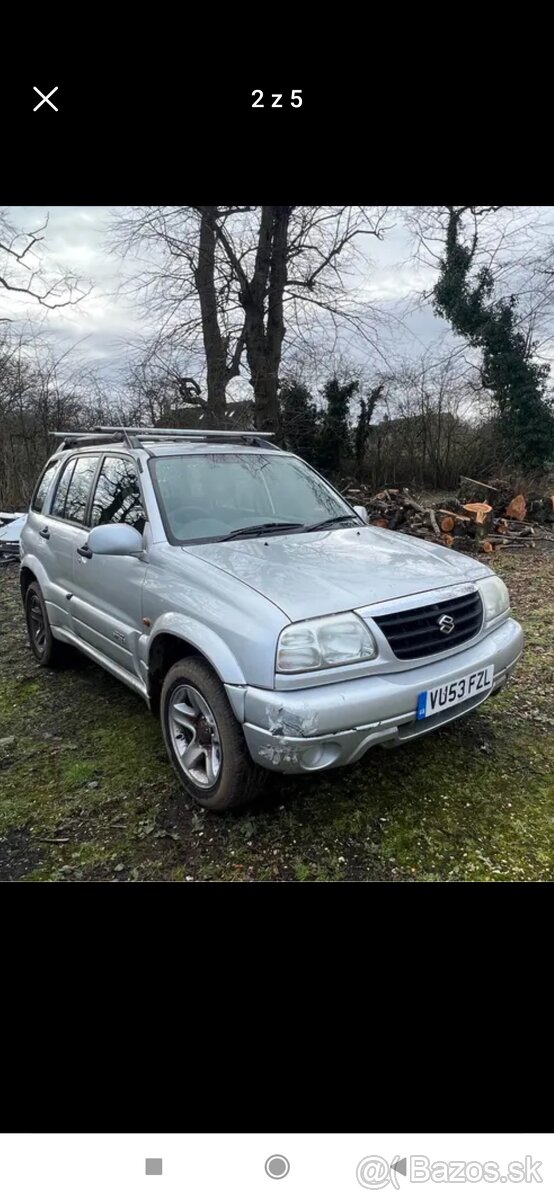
[373,590,483,661]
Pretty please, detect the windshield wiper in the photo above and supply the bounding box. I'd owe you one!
[303,514,361,532]
[217,521,305,542]
[216,514,360,541]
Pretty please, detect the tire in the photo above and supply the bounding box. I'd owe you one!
[160,656,266,811]
[24,581,66,668]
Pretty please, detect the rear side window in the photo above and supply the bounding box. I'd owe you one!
[31,462,58,513]
[90,456,146,533]
[51,459,77,518]
[51,456,100,525]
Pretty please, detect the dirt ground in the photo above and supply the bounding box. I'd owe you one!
[1,549,553,882]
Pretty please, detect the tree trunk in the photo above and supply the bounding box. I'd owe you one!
[242,206,291,438]
[261,205,289,435]
[250,372,280,433]
[195,207,229,427]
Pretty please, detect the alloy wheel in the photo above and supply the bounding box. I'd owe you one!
[28,594,47,654]
[168,683,222,789]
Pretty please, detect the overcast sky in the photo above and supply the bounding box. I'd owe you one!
[1,205,141,371]
[4,204,537,392]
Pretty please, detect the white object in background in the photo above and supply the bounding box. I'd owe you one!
[0,514,26,542]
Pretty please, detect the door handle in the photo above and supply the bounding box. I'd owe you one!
[76,544,93,559]
[39,527,50,540]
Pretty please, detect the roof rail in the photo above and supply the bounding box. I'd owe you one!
[50,427,280,452]
[141,434,279,451]
[95,426,275,438]
[49,431,135,451]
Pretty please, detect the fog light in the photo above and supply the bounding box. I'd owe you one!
[300,743,341,770]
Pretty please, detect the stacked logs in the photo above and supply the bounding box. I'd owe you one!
[341,477,554,555]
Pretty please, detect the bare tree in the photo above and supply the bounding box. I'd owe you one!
[0,211,90,320]
[111,205,391,431]
[0,327,129,507]
[367,347,487,489]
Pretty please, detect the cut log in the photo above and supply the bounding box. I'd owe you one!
[370,517,389,528]
[440,516,455,533]
[459,477,517,515]
[426,509,441,537]
[462,502,493,548]
[459,476,500,493]
[505,519,535,533]
[437,509,471,523]
[401,496,426,514]
[462,502,493,524]
[442,533,454,547]
[437,497,465,513]
[482,540,494,553]
[487,534,535,544]
[505,494,527,521]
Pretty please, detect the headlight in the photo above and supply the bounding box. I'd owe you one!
[477,575,510,622]
[276,613,378,672]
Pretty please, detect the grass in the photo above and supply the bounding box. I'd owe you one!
[1,548,553,882]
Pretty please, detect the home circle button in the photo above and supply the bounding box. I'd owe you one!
[265,1155,290,1179]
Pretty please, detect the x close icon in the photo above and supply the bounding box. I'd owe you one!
[33,86,58,111]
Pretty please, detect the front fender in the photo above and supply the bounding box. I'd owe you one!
[145,611,247,686]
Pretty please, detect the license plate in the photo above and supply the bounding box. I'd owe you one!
[416,664,494,720]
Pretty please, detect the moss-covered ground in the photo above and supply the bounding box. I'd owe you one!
[1,550,553,882]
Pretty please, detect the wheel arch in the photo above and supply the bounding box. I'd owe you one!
[20,565,38,602]
[146,617,246,715]
[19,554,50,604]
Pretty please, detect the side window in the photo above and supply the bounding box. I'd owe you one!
[90,456,146,534]
[31,462,58,513]
[51,458,77,518]
[52,456,99,525]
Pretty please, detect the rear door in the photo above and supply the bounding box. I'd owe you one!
[39,454,100,632]
[70,454,148,675]
[21,459,62,612]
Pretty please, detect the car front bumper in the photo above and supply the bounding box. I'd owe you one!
[235,617,524,774]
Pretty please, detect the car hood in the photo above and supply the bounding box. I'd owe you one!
[184,526,490,622]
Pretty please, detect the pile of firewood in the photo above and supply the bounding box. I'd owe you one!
[341,475,554,554]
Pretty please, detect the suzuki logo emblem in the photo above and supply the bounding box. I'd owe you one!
[438,614,455,634]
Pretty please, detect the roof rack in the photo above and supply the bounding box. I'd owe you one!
[49,427,279,453]
[97,427,275,438]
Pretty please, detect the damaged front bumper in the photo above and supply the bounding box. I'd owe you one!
[227,617,524,774]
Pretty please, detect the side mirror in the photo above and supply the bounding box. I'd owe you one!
[353,505,369,524]
[87,524,144,556]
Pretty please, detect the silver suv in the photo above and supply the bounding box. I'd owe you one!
[20,427,524,811]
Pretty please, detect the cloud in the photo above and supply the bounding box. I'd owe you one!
[0,205,493,384]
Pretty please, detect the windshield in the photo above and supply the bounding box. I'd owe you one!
[150,452,357,542]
